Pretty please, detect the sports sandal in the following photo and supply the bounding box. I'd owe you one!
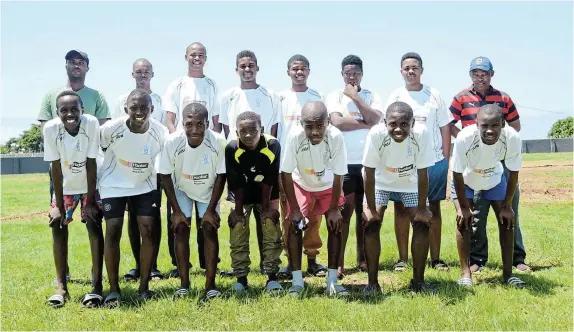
[394,260,407,272]
[139,290,155,301]
[124,268,140,282]
[277,266,292,280]
[307,263,328,277]
[363,284,382,297]
[457,277,473,287]
[173,288,189,300]
[265,280,283,294]
[104,292,121,307]
[47,293,68,308]
[81,293,103,308]
[288,284,304,297]
[206,289,222,300]
[327,284,350,297]
[431,260,449,271]
[506,276,526,289]
[150,269,163,280]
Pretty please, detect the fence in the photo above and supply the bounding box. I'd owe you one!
[1,138,572,175]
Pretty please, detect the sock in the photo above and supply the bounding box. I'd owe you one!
[267,273,277,282]
[237,276,248,287]
[327,268,338,288]
[292,270,304,288]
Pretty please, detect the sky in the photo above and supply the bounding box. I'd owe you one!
[1,0,573,143]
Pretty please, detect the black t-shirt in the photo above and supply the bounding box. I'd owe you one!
[225,134,280,205]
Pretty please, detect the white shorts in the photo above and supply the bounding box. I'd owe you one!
[175,188,220,219]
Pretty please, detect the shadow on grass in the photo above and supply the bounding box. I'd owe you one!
[478,274,563,297]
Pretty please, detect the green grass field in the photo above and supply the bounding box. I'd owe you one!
[1,153,572,330]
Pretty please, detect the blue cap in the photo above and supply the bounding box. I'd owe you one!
[469,56,493,72]
[65,50,89,65]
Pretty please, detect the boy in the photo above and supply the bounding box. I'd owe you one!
[451,104,525,288]
[43,90,104,308]
[362,101,434,295]
[281,101,348,296]
[225,111,283,293]
[98,89,168,305]
[277,54,327,279]
[158,103,226,300]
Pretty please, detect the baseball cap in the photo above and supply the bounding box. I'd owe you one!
[65,50,89,65]
[469,56,493,72]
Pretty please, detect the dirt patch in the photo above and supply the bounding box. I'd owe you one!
[520,164,572,203]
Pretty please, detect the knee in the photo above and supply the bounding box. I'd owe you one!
[85,219,103,235]
[174,223,189,238]
[201,222,217,236]
[364,221,382,236]
[412,221,430,234]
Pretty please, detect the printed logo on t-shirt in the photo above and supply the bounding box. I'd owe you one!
[182,173,209,184]
[202,154,209,164]
[385,164,414,177]
[255,98,261,107]
[473,167,496,176]
[143,144,150,156]
[119,159,149,173]
[304,168,326,180]
[63,160,86,174]
[407,145,414,157]
[250,166,256,173]
[104,203,112,212]
[254,175,264,182]
[414,115,427,124]
[75,141,81,152]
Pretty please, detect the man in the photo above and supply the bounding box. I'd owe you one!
[98,89,168,305]
[219,50,280,275]
[38,49,110,283]
[225,111,283,293]
[158,103,226,300]
[326,54,382,278]
[113,58,165,282]
[163,42,222,278]
[362,101,434,295]
[384,52,452,271]
[43,91,104,308]
[276,55,327,279]
[281,101,348,296]
[451,104,526,288]
[449,56,530,273]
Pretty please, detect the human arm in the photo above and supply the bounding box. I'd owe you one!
[95,92,111,125]
[161,174,190,231]
[260,139,281,222]
[50,161,66,228]
[166,112,178,134]
[449,95,463,138]
[413,168,432,225]
[504,96,521,132]
[326,174,343,233]
[225,144,246,227]
[329,112,371,131]
[203,141,227,228]
[343,85,382,125]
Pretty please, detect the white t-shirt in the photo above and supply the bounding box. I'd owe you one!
[325,88,383,164]
[98,116,168,199]
[157,129,226,203]
[218,86,280,141]
[280,125,347,192]
[277,88,324,155]
[111,91,166,125]
[162,76,220,131]
[43,114,100,195]
[362,123,435,192]
[384,85,452,163]
[451,125,522,191]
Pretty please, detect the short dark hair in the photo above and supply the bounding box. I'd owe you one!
[182,102,209,121]
[236,111,261,127]
[386,101,414,120]
[236,50,257,66]
[127,88,152,105]
[478,104,503,120]
[56,90,83,109]
[341,54,363,71]
[401,52,423,67]
[287,54,309,69]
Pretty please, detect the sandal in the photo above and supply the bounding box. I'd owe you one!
[409,279,436,294]
[431,260,449,271]
[206,289,222,300]
[81,293,103,308]
[150,269,163,280]
[307,263,328,277]
[103,292,121,307]
[277,266,292,280]
[165,268,179,279]
[363,284,382,297]
[139,290,155,301]
[124,268,140,282]
[457,277,473,287]
[265,280,283,294]
[288,284,304,297]
[327,284,350,297]
[173,288,189,300]
[506,276,526,288]
[394,260,407,272]
[47,293,68,308]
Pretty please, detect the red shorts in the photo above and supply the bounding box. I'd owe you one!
[289,182,345,218]
[50,192,102,223]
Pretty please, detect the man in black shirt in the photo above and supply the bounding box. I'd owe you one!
[225,111,283,293]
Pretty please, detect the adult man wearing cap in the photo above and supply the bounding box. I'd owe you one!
[38,49,110,283]
[449,56,530,273]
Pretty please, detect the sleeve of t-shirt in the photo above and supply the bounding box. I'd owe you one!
[162,80,180,117]
[415,128,436,169]
[263,139,281,186]
[86,117,100,159]
[504,95,520,123]
[225,143,244,190]
[38,92,53,121]
[370,91,384,111]
[215,137,226,174]
[218,91,230,126]
[153,126,169,172]
[269,91,280,127]
[382,90,399,120]
[449,95,463,125]
[331,132,348,175]
[504,130,522,171]
[362,128,380,169]
[99,121,113,150]
[157,137,175,175]
[435,91,453,128]
[325,91,342,115]
[211,82,221,118]
[42,123,59,161]
[279,132,297,173]
[450,134,468,173]
[112,96,125,120]
[95,92,111,120]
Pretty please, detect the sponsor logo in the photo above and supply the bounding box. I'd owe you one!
[63,160,87,174]
[119,159,150,174]
[254,175,264,182]
[182,173,210,185]
[414,115,427,124]
[385,164,414,177]
[304,168,326,179]
[143,144,150,156]
[473,167,495,175]
[250,166,256,173]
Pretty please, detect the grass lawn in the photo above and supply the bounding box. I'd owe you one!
[1,153,572,330]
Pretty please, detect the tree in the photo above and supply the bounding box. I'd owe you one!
[0,124,43,154]
[548,117,573,138]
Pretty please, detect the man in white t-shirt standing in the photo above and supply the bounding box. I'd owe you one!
[113,58,165,282]
[384,52,453,272]
[158,103,227,301]
[98,89,168,305]
[281,101,348,297]
[326,54,383,278]
[451,104,525,288]
[163,42,221,278]
[219,50,280,274]
[276,54,327,279]
[43,91,104,308]
[362,101,434,295]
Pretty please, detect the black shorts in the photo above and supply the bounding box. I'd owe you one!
[102,190,159,219]
[342,164,364,196]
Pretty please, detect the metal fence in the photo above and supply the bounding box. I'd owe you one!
[1,138,572,175]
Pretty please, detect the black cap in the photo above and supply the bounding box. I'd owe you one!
[65,50,89,65]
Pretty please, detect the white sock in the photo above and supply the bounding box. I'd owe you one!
[292,270,304,288]
[327,269,338,288]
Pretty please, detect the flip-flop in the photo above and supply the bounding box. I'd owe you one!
[357,262,368,272]
[103,292,121,307]
[288,284,304,297]
[363,284,382,297]
[124,269,140,282]
[307,264,328,277]
[506,276,526,289]
[457,277,473,287]
[220,269,236,278]
[277,266,292,280]
[265,280,283,294]
[173,288,189,300]
[327,284,350,297]
[232,282,247,293]
[82,293,103,308]
[206,289,222,300]
[139,290,155,301]
[431,260,450,271]
[394,260,407,272]
[150,270,163,280]
[47,294,67,308]
[165,268,179,279]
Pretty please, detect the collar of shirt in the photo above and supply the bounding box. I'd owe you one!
[235,134,276,164]
[469,84,495,99]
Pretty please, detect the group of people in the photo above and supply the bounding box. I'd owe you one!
[39,43,530,309]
